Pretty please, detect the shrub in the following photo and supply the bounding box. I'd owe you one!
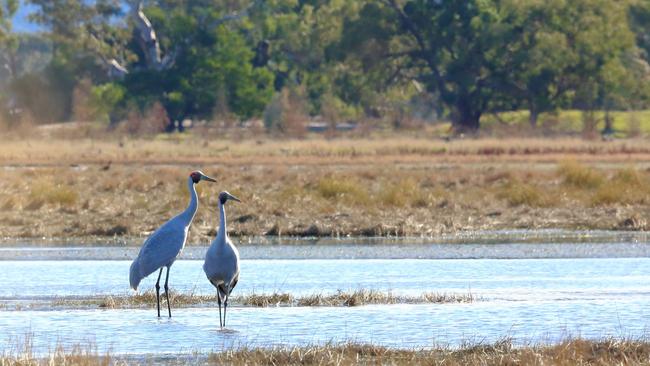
[378,179,427,207]
[498,181,549,207]
[29,182,78,207]
[557,161,603,189]
[316,176,369,204]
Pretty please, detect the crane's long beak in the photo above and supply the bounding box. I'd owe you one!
[200,174,217,183]
[226,192,241,202]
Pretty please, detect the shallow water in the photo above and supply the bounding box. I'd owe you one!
[2,300,649,355]
[1,256,650,354]
[1,258,650,301]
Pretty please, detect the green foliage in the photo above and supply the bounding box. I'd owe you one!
[90,83,125,123]
[2,0,650,130]
[0,0,17,42]
[338,0,646,131]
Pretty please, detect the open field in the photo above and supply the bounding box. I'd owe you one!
[1,136,650,241]
[3,338,650,365]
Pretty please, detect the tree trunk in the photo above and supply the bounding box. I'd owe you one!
[452,99,481,132]
[529,105,539,128]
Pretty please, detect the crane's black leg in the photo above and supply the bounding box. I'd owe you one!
[223,295,228,328]
[164,266,172,318]
[155,268,163,318]
[217,295,223,328]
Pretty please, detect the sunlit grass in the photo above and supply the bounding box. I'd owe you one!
[482,109,650,135]
[1,334,110,366]
[210,338,650,365]
[5,336,650,365]
[40,290,477,310]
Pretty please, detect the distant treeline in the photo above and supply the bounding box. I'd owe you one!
[0,0,649,132]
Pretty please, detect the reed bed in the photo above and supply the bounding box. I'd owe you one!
[39,289,477,310]
[211,338,650,365]
[4,337,650,365]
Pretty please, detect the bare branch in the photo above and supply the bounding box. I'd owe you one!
[132,2,164,70]
[108,59,129,79]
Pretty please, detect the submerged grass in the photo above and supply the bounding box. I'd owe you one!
[42,290,477,310]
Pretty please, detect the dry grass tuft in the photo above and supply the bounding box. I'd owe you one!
[1,335,110,366]
[498,180,550,207]
[378,179,429,207]
[557,160,604,189]
[28,182,78,207]
[316,176,369,204]
[240,292,294,307]
[591,167,650,206]
[293,290,475,307]
[44,290,476,310]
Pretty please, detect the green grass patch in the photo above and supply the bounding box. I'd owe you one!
[482,109,650,135]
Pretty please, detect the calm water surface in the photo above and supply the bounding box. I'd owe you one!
[1,258,649,301]
[1,246,650,355]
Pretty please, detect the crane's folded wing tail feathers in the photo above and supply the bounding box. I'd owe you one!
[129,257,142,291]
[129,222,186,290]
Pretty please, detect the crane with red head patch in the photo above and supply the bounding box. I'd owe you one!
[129,170,217,318]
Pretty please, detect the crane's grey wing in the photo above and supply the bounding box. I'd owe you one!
[229,272,239,294]
[130,220,187,290]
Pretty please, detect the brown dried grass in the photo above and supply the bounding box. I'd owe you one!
[2,137,650,240]
[46,290,476,309]
[210,339,650,365]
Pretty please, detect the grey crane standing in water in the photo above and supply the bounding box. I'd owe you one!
[129,170,217,317]
[203,191,241,328]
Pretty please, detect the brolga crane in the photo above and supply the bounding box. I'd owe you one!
[129,170,216,317]
[203,191,241,328]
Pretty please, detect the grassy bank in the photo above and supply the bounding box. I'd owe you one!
[1,137,650,241]
[3,338,650,365]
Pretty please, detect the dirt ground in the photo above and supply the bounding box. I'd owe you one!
[1,136,650,244]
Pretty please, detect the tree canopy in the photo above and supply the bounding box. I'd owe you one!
[1,0,649,132]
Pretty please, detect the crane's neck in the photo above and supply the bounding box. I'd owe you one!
[181,177,199,225]
[216,200,227,246]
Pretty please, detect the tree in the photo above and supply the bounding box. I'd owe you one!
[338,0,532,131]
[0,0,18,82]
[113,1,274,128]
[22,0,122,121]
[24,0,274,127]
